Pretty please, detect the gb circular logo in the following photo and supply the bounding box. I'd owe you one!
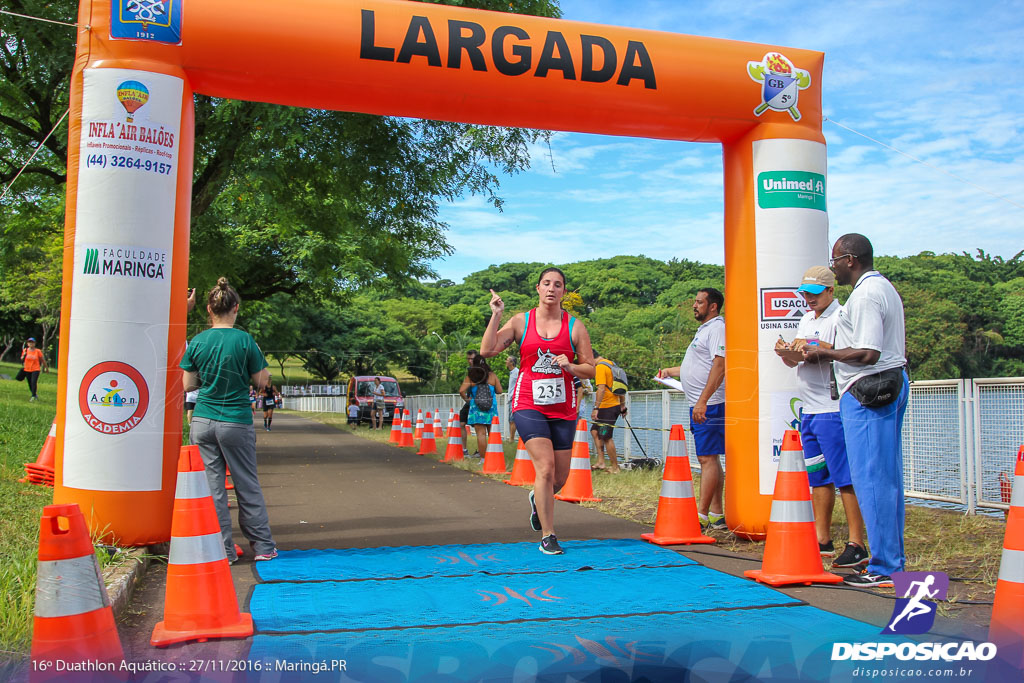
[79,361,149,434]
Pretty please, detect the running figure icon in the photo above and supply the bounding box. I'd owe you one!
[888,574,939,632]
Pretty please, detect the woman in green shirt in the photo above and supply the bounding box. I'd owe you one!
[180,278,277,563]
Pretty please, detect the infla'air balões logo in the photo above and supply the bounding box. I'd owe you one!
[747,53,811,121]
[79,361,150,435]
[111,1,183,45]
[116,81,149,123]
[883,571,949,635]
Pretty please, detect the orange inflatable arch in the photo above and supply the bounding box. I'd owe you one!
[57,0,828,544]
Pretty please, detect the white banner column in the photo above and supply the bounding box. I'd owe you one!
[54,65,194,546]
[723,123,829,539]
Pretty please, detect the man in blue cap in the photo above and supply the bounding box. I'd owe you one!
[777,266,867,570]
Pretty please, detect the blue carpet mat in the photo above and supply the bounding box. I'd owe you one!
[249,564,797,633]
[248,604,903,682]
[252,538,695,582]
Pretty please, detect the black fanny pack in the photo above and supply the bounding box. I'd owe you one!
[848,367,904,408]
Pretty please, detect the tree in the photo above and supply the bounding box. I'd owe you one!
[2,0,563,302]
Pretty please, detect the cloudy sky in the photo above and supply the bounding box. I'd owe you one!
[430,0,1023,282]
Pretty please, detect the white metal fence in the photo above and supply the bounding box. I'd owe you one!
[283,378,1024,514]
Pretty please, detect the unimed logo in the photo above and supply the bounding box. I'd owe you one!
[83,248,100,274]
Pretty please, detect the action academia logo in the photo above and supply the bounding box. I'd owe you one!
[78,361,150,435]
[747,53,811,122]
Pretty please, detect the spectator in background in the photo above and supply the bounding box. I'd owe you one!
[590,351,626,473]
[460,356,503,457]
[776,266,868,569]
[371,377,386,430]
[657,288,726,531]
[347,401,361,426]
[506,356,520,443]
[460,349,479,454]
[803,234,909,588]
[180,277,277,564]
[20,337,47,402]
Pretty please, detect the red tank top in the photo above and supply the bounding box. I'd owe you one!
[512,309,577,420]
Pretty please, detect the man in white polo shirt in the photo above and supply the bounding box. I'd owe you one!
[658,287,726,531]
[776,266,867,569]
[804,234,909,588]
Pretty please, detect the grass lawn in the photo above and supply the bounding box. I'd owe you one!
[0,362,173,665]
[293,408,1006,618]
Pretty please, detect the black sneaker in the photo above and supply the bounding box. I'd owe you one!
[833,542,869,568]
[843,570,893,588]
[540,534,564,555]
[528,490,541,532]
[819,540,835,557]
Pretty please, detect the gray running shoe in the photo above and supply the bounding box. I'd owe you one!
[540,534,564,555]
[528,490,541,532]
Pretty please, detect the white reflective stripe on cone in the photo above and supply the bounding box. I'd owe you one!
[48,422,57,438]
[168,532,227,565]
[487,443,502,453]
[777,451,805,472]
[569,457,591,470]
[175,470,211,500]
[35,556,109,618]
[769,499,815,523]
[660,479,695,499]
[997,547,1024,584]
[573,428,588,444]
[515,450,529,460]
[666,439,685,458]
[1012,476,1024,508]
[449,435,462,445]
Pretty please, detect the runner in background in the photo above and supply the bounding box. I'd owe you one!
[262,381,277,431]
[19,337,47,402]
[480,267,595,555]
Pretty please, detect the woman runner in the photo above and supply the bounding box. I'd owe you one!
[262,382,277,431]
[480,267,595,555]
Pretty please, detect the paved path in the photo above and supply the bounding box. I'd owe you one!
[117,411,992,678]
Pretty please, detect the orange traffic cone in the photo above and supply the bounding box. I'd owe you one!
[413,409,424,441]
[444,417,465,462]
[151,445,253,646]
[989,445,1024,669]
[506,438,536,486]
[389,410,403,443]
[434,412,443,441]
[642,425,715,545]
[482,416,509,474]
[20,421,57,486]
[400,410,415,447]
[225,465,234,491]
[555,420,602,502]
[31,503,124,677]
[447,409,455,433]
[417,413,437,455]
[744,430,842,586]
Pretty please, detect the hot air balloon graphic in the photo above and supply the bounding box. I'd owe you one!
[116,80,149,123]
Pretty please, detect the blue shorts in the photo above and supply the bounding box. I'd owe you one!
[800,411,852,488]
[690,403,725,456]
[512,410,576,452]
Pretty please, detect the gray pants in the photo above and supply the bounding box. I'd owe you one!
[190,417,275,560]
